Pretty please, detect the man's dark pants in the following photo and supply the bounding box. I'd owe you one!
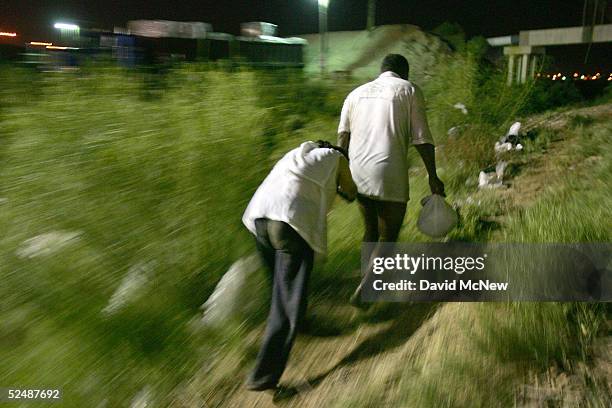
[248,218,314,388]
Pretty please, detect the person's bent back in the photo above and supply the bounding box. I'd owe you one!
[242,140,356,391]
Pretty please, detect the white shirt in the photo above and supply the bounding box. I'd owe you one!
[242,141,342,254]
[338,71,434,202]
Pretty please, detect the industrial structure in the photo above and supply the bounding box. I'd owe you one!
[3,20,307,69]
[488,24,612,85]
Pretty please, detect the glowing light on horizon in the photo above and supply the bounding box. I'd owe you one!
[0,32,17,37]
[54,23,79,30]
[542,71,610,80]
[30,41,52,46]
[46,45,78,50]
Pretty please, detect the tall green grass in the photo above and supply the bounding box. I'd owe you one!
[0,65,297,406]
[370,112,611,408]
[0,46,609,407]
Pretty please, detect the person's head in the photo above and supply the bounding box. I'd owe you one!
[380,54,409,80]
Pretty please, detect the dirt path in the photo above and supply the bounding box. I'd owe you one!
[182,103,612,408]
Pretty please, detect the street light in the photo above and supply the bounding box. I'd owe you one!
[54,23,79,30]
[318,0,329,74]
[367,0,376,30]
[54,22,80,44]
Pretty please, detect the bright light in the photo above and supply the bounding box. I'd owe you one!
[30,41,52,46]
[573,73,579,77]
[46,45,78,50]
[562,76,567,80]
[318,0,329,7]
[54,23,79,30]
[580,75,586,80]
[0,32,17,37]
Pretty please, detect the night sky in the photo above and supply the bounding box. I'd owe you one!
[2,1,611,71]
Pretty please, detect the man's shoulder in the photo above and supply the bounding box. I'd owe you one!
[347,82,372,98]
[389,78,417,94]
[386,79,421,102]
[377,75,419,91]
[404,80,420,91]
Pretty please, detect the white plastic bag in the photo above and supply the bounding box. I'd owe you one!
[494,141,513,153]
[417,194,458,238]
[508,121,521,137]
[200,253,264,328]
[453,102,468,115]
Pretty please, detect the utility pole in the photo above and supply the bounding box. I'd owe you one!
[367,0,376,31]
[319,0,329,74]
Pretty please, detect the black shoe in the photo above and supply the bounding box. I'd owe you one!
[272,386,299,402]
[245,381,278,392]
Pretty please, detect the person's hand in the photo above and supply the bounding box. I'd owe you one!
[429,175,445,196]
[337,186,356,202]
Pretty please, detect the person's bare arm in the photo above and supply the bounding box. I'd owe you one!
[336,156,357,202]
[337,131,351,153]
[414,143,445,196]
[410,85,445,196]
[337,94,351,153]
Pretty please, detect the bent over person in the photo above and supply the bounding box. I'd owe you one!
[337,54,445,303]
[242,140,356,391]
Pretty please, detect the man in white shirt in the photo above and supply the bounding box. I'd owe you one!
[242,140,356,391]
[337,54,444,303]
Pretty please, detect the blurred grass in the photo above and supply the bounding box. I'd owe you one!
[339,110,611,408]
[0,65,292,406]
[0,52,610,408]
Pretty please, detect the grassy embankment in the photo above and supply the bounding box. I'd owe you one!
[0,53,610,407]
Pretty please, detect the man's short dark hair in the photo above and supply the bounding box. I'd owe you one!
[380,54,409,80]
